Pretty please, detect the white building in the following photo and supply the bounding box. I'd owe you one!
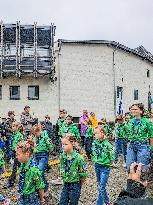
[1,38,153,123]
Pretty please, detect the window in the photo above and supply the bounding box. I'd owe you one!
[28,86,39,100]
[147,70,150,78]
[134,89,138,100]
[0,85,2,100]
[10,86,20,100]
[117,86,123,98]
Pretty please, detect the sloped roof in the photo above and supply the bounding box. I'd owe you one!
[58,39,153,64]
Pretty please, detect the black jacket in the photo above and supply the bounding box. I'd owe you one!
[114,179,153,205]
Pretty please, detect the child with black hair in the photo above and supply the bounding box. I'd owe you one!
[3,122,25,188]
[114,115,128,168]
[84,119,93,162]
[60,115,81,140]
[0,135,5,175]
[60,133,88,205]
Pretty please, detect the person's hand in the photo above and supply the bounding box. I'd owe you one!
[128,162,148,187]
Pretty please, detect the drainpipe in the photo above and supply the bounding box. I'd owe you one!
[57,40,62,115]
[112,43,119,117]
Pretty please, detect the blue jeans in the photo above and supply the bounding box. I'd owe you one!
[115,138,127,163]
[60,182,81,205]
[5,135,12,161]
[18,192,40,205]
[95,163,110,205]
[58,136,63,153]
[35,152,49,191]
[8,151,20,185]
[126,142,150,172]
[85,137,93,160]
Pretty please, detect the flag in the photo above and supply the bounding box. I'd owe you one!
[148,91,153,112]
[118,91,123,115]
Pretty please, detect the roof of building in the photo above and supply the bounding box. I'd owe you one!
[58,39,153,65]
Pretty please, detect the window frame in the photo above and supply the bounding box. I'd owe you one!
[134,89,138,100]
[9,85,20,100]
[28,85,39,100]
[147,69,150,78]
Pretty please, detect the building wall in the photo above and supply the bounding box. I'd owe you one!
[58,43,153,121]
[58,43,115,121]
[0,76,59,123]
[115,49,153,113]
[1,42,153,123]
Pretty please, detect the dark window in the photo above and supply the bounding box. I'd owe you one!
[10,86,20,100]
[134,89,138,100]
[28,86,39,100]
[147,70,150,78]
[117,86,123,98]
[0,85,2,99]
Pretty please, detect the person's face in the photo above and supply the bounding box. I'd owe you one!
[62,138,73,153]
[83,111,88,116]
[94,128,105,140]
[35,130,42,137]
[60,112,66,118]
[130,105,142,117]
[10,113,15,119]
[66,117,72,125]
[102,119,106,124]
[12,123,18,132]
[116,119,123,124]
[25,108,30,113]
[16,148,30,163]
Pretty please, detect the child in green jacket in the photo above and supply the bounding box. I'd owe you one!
[33,123,52,193]
[92,126,115,205]
[60,133,88,205]
[16,140,45,205]
[4,122,25,188]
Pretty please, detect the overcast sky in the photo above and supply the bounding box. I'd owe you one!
[1,0,153,53]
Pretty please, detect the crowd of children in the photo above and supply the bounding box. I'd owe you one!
[0,103,153,205]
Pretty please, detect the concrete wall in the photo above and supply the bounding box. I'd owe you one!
[0,76,59,123]
[58,43,115,121]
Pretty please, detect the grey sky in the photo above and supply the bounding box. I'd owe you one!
[1,0,153,53]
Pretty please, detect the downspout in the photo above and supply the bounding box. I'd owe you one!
[57,40,62,115]
[112,43,119,117]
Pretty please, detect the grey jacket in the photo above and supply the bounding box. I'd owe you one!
[20,112,34,131]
